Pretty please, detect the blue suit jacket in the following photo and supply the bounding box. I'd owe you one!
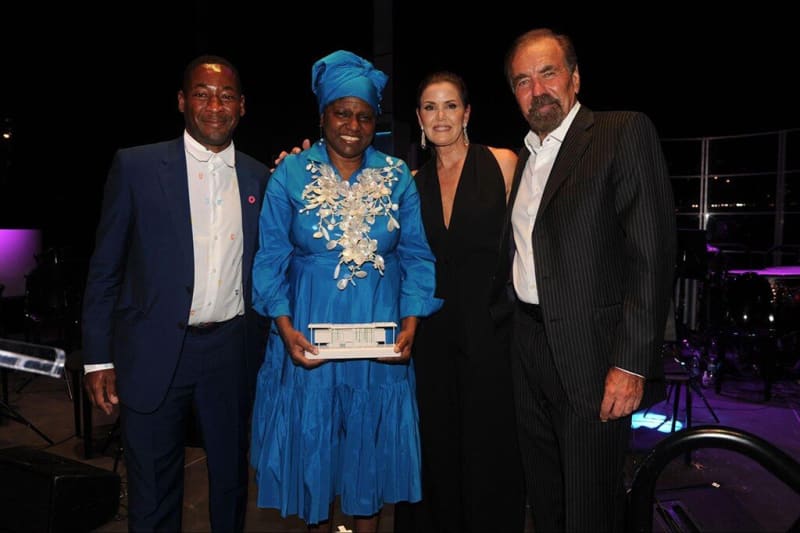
[82,136,269,413]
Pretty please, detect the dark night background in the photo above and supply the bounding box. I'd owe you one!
[1,1,797,268]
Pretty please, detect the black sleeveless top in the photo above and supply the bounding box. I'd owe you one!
[415,144,507,346]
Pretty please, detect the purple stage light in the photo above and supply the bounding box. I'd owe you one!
[0,229,42,297]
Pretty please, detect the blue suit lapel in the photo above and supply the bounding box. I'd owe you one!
[158,138,194,278]
[235,156,259,294]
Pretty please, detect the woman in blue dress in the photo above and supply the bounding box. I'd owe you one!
[250,50,442,532]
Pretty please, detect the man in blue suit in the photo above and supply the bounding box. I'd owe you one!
[81,55,269,531]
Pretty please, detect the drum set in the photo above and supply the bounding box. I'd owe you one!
[722,267,800,333]
[674,232,800,400]
[22,246,84,351]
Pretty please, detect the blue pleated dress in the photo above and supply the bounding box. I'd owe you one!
[250,140,442,524]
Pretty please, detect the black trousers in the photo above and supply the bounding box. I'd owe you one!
[510,306,630,532]
[395,308,525,533]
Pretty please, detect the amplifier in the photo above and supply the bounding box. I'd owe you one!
[0,446,120,532]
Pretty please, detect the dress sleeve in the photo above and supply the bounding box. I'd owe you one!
[394,162,444,318]
[251,162,295,319]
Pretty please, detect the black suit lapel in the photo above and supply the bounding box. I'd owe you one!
[490,147,529,312]
[501,147,530,255]
[508,147,529,215]
[491,107,593,309]
[536,106,593,223]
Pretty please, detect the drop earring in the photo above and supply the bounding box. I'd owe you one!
[462,123,470,146]
[420,128,427,150]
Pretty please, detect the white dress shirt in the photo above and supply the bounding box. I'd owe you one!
[184,131,244,326]
[512,103,581,304]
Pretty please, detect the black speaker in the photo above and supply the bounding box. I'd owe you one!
[0,446,120,532]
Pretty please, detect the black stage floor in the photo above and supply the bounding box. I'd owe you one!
[2,341,799,532]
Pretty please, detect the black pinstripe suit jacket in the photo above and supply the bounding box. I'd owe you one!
[493,105,677,417]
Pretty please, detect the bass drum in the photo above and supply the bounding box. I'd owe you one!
[722,272,774,330]
[771,275,800,334]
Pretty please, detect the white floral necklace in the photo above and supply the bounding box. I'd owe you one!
[300,156,402,290]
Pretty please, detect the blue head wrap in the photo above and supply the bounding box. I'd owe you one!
[311,50,388,115]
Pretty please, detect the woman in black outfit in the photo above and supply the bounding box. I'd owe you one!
[394,71,525,533]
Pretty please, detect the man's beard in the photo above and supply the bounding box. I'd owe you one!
[526,95,565,136]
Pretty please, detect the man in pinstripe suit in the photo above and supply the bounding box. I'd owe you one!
[499,28,676,531]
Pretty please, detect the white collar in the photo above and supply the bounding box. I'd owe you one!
[183,130,236,167]
[524,102,581,154]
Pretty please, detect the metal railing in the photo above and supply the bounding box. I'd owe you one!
[664,128,800,270]
[626,425,800,532]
